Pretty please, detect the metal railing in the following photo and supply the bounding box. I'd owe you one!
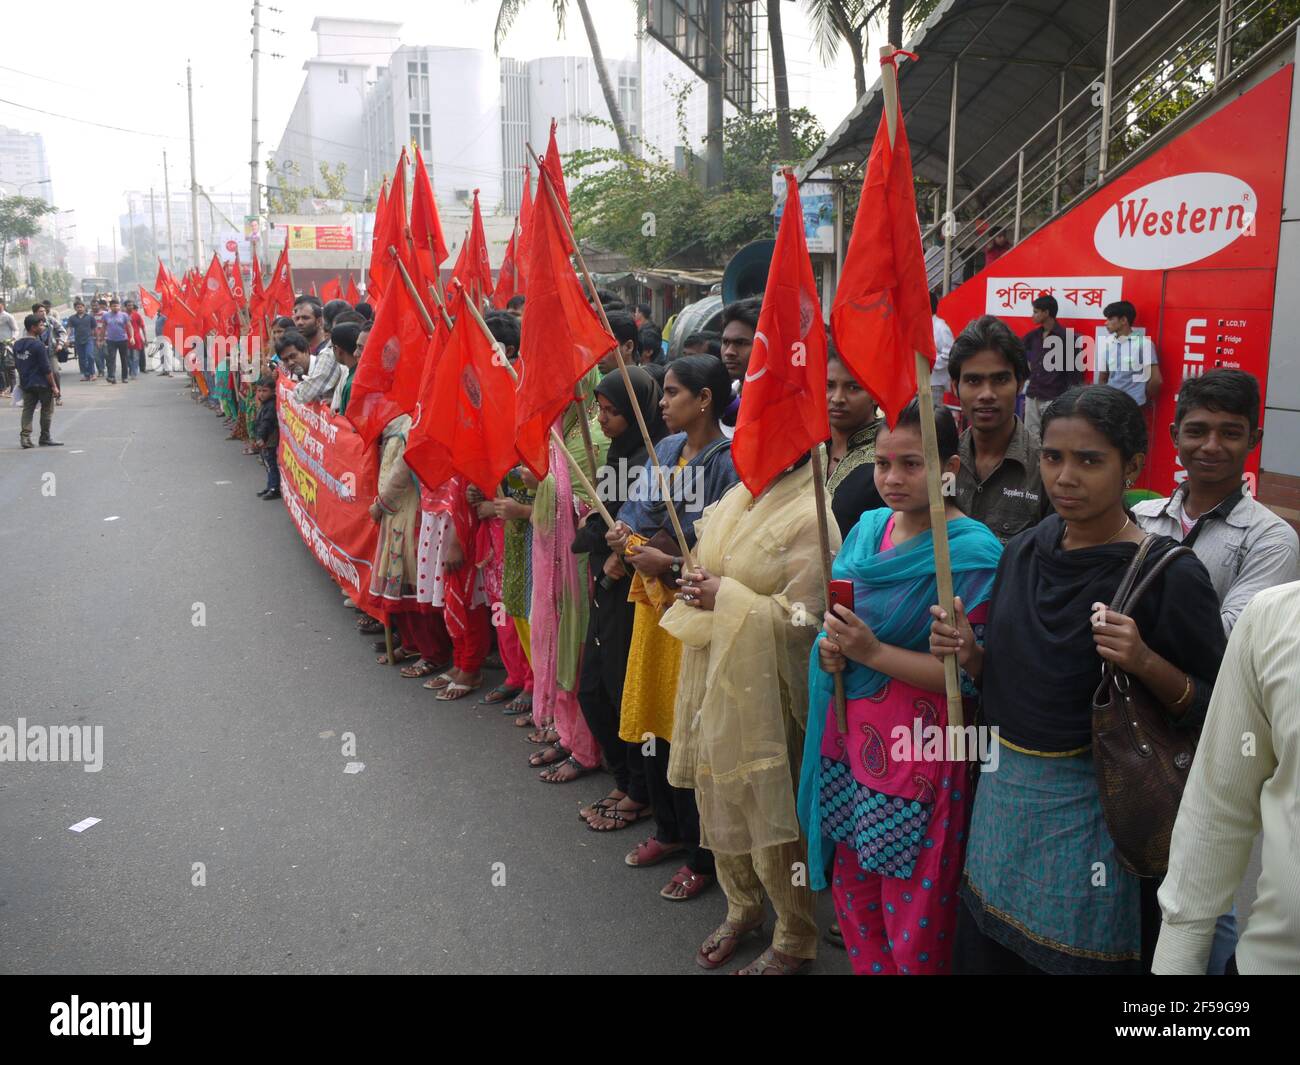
[925,0,1296,293]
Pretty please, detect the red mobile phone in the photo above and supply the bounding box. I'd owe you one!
[828,579,854,616]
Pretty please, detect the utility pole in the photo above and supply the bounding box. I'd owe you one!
[704,0,724,188]
[112,226,120,292]
[249,0,262,262]
[163,150,176,270]
[128,198,140,287]
[149,186,159,274]
[187,61,202,268]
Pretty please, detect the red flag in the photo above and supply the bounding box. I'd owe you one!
[199,253,237,331]
[320,276,342,304]
[490,230,519,310]
[513,174,616,477]
[539,120,572,233]
[229,250,247,310]
[139,286,160,318]
[405,294,518,496]
[367,180,390,299]
[346,274,361,305]
[263,237,296,320]
[830,101,936,426]
[154,259,171,295]
[515,167,533,294]
[344,278,435,446]
[731,170,829,497]
[450,188,492,303]
[410,145,449,275]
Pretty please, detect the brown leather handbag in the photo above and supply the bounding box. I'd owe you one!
[1091,536,1198,878]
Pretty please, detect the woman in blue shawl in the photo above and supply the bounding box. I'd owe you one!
[799,401,1002,975]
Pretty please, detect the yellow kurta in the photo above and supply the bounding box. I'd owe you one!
[618,574,681,743]
[661,462,837,856]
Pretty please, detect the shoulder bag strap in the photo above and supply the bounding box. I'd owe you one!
[1108,534,1156,611]
[1117,545,1195,616]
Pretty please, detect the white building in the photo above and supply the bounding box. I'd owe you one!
[0,125,53,204]
[637,34,739,169]
[271,17,401,208]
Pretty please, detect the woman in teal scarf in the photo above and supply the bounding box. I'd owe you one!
[799,401,1002,975]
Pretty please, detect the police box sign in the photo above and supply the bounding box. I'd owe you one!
[985,275,1123,318]
[1093,172,1257,270]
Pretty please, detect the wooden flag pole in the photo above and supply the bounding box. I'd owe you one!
[525,140,693,567]
[570,390,602,492]
[388,246,436,338]
[427,236,446,306]
[878,44,964,730]
[426,283,454,332]
[460,290,618,529]
[810,446,850,732]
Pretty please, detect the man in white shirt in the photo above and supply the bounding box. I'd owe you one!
[1097,299,1162,410]
[930,291,954,408]
[1154,580,1300,975]
[1135,369,1297,974]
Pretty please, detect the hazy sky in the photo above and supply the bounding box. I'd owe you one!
[1,0,860,252]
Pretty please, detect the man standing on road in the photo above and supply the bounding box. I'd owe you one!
[126,298,148,376]
[15,313,62,448]
[67,300,98,381]
[0,297,17,396]
[103,298,131,384]
[33,302,65,402]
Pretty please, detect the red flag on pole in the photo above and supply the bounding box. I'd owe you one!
[139,286,160,317]
[731,169,829,497]
[320,276,342,304]
[367,180,390,299]
[199,253,237,331]
[450,188,492,304]
[830,95,936,426]
[344,278,437,446]
[263,237,295,320]
[490,230,519,309]
[539,120,572,234]
[229,249,247,310]
[513,169,616,477]
[345,274,361,305]
[515,166,533,294]
[405,292,518,496]
[410,145,449,275]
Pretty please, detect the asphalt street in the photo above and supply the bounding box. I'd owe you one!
[0,371,850,975]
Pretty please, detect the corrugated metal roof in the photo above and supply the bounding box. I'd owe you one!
[798,0,1213,196]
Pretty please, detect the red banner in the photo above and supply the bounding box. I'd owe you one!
[939,65,1292,493]
[276,378,381,614]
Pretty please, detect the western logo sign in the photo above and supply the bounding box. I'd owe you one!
[1093,172,1257,269]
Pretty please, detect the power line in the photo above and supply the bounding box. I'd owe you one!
[0,95,183,140]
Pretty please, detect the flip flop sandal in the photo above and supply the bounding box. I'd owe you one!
[357,619,384,635]
[696,920,763,971]
[400,659,445,678]
[660,865,715,901]
[539,755,595,784]
[436,679,482,701]
[624,837,684,868]
[526,728,560,745]
[377,647,417,665]
[422,672,455,691]
[482,683,523,705]
[734,947,809,976]
[503,692,534,716]
[513,712,536,728]
[578,793,624,821]
[587,803,653,832]
[528,742,569,768]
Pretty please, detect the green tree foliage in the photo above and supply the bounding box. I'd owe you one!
[568,107,825,269]
[0,194,54,246]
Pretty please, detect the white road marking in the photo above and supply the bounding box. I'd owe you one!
[103,516,120,522]
[68,817,101,833]
[343,762,365,774]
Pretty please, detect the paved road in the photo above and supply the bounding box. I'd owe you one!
[0,374,849,975]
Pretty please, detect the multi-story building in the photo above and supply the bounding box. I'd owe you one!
[119,190,250,270]
[0,125,54,204]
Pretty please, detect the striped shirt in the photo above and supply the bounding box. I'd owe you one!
[1154,581,1300,975]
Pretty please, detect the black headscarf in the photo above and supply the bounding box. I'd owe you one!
[595,365,666,469]
[572,366,666,555]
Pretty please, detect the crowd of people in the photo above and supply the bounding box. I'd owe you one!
[197,282,1298,976]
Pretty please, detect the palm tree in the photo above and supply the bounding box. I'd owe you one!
[491,0,636,155]
[769,0,795,158]
[803,0,942,99]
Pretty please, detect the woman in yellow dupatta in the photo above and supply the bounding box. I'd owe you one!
[663,455,835,974]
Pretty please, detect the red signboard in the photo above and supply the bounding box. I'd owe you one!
[276,378,381,614]
[939,65,1292,493]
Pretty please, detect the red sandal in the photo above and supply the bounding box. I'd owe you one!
[624,837,683,868]
[660,864,714,901]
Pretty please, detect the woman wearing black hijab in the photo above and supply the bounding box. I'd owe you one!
[572,366,668,831]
